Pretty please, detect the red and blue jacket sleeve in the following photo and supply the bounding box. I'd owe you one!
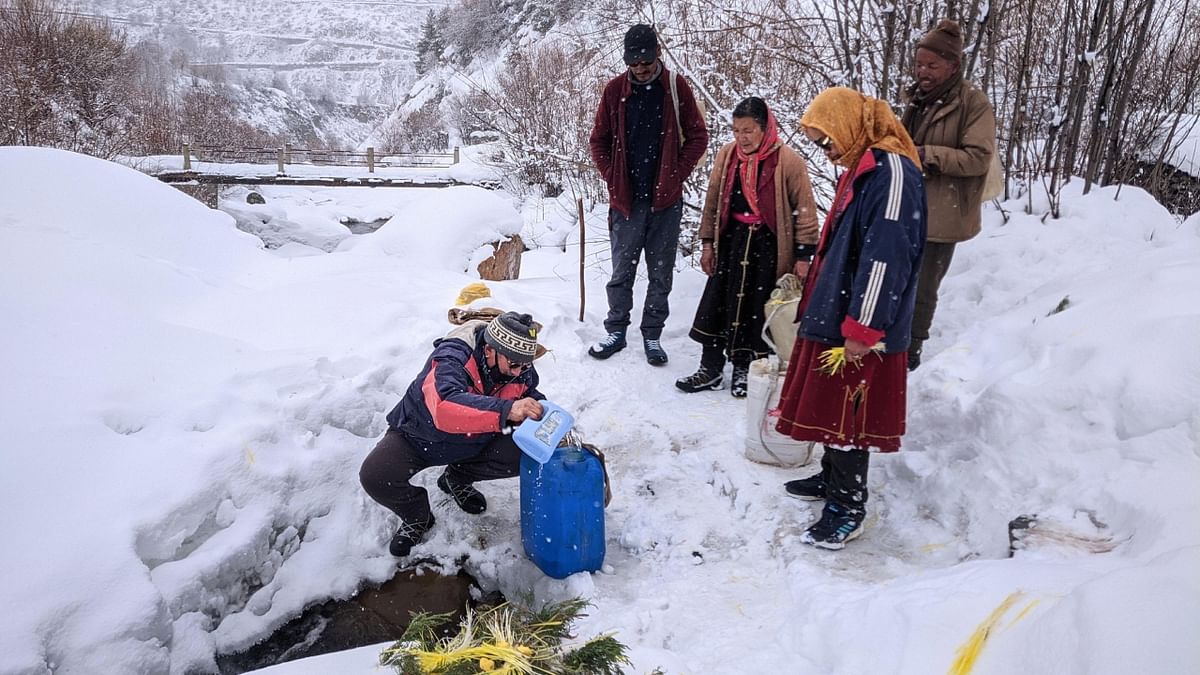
[419,343,509,434]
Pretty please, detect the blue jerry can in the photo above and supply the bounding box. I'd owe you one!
[519,444,606,579]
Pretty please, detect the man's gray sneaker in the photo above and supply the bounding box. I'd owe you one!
[588,331,627,359]
[643,338,668,365]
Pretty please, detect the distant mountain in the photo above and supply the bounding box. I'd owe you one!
[70,0,450,147]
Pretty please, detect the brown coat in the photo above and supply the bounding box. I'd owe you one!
[699,142,820,279]
[904,79,996,243]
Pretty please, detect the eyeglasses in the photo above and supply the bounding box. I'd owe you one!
[500,353,531,372]
[812,135,834,151]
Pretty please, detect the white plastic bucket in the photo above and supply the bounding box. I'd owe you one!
[743,358,814,467]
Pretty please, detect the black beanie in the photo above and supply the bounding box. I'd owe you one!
[484,312,539,364]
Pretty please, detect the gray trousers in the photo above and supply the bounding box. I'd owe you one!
[911,241,957,347]
[604,199,683,340]
[359,429,521,525]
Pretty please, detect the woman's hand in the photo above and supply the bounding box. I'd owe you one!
[843,338,872,362]
[700,246,716,276]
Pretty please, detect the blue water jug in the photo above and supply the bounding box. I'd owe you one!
[512,401,575,464]
[520,443,606,579]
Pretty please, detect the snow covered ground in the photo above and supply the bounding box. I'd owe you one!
[1,146,1198,675]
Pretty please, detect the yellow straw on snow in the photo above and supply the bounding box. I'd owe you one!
[947,591,1037,675]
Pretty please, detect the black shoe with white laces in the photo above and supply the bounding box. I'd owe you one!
[389,514,435,557]
[588,331,627,359]
[437,472,487,514]
[801,502,864,550]
[675,365,723,393]
[643,338,668,366]
[730,364,750,398]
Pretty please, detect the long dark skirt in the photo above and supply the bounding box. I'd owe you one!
[688,224,779,367]
[774,338,908,452]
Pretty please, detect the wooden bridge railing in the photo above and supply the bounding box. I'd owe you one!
[181,144,460,173]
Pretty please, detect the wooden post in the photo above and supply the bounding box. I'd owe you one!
[367,146,375,173]
[577,197,586,322]
[453,146,460,164]
[284,143,293,164]
[276,148,285,175]
[182,143,191,171]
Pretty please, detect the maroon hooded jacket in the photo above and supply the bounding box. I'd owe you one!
[589,65,709,217]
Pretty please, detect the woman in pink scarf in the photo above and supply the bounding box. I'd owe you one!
[677,97,820,397]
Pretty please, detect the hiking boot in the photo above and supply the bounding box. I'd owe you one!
[389,514,435,557]
[438,472,487,514]
[643,338,668,366]
[675,365,723,393]
[784,472,826,501]
[730,364,750,398]
[800,502,864,550]
[588,331,627,359]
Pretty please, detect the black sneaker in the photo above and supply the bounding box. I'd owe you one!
[643,338,668,365]
[675,365,722,393]
[588,331,627,359]
[784,472,826,501]
[389,514,435,557]
[437,472,487,514]
[801,502,864,550]
[730,364,750,398]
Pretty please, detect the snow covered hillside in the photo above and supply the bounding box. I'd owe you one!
[1,146,1198,675]
[71,0,441,104]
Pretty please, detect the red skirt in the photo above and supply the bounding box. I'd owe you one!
[774,338,908,452]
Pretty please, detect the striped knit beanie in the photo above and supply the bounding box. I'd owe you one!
[484,312,539,364]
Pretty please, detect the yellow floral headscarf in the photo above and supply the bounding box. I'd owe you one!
[800,87,921,170]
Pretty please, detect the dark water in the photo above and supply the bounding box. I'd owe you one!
[215,566,482,674]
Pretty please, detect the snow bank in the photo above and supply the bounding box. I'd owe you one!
[2,146,1197,675]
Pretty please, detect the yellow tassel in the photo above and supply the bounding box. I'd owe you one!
[480,657,496,671]
[817,343,885,375]
[948,591,1036,675]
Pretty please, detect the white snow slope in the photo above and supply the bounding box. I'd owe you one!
[1,146,1198,675]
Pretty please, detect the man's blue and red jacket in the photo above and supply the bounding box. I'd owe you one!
[386,321,544,463]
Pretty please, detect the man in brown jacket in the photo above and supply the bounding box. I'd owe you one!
[901,19,997,370]
[587,24,709,366]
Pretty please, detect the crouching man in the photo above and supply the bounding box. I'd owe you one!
[360,312,545,557]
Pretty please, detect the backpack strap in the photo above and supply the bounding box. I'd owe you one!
[670,72,684,145]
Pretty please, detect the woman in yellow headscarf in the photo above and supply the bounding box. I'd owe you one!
[774,87,927,550]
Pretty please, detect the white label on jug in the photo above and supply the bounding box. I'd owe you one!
[533,411,562,444]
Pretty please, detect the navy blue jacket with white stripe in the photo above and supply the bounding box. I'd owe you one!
[799,149,926,353]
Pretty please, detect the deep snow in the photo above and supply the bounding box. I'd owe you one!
[1,146,1198,675]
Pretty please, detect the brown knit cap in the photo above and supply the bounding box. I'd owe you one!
[917,19,963,62]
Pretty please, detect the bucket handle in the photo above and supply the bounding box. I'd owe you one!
[752,361,814,468]
[580,443,613,507]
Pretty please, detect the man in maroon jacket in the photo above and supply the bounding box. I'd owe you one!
[588,24,708,365]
